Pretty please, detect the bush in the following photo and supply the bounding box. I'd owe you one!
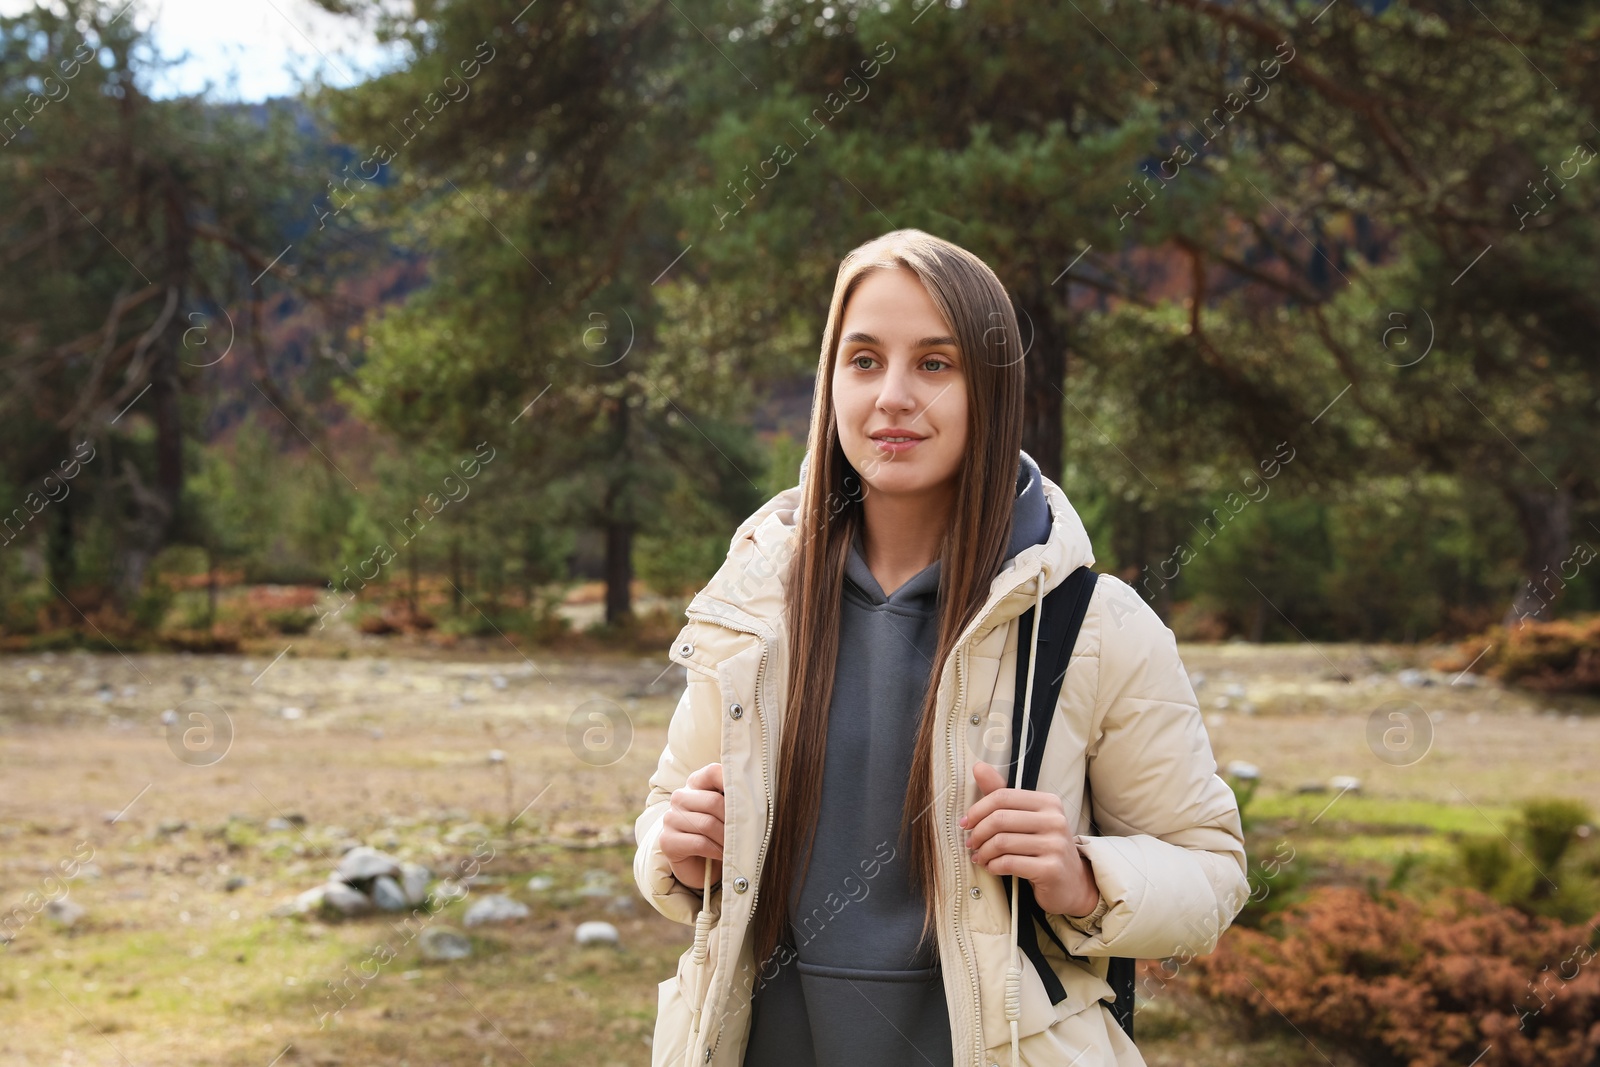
[1450,796,1598,922]
[1437,615,1600,693]
[1192,885,1600,1067]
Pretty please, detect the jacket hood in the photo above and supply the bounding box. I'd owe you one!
[687,449,1096,644]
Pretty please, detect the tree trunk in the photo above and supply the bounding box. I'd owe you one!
[46,496,74,593]
[1019,296,1066,483]
[603,398,635,626]
[1503,485,1574,626]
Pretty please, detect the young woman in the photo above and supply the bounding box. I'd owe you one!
[633,230,1249,1067]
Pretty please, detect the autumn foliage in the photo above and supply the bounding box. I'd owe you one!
[1190,885,1600,1067]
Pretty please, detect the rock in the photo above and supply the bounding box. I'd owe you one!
[271,885,326,918]
[1213,695,1231,709]
[285,813,307,827]
[418,926,472,961]
[1329,775,1362,793]
[400,863,433,905]
[463,894,529,926]
[46,898,86,927]
[1224,682,1247,698]
[1296,781,1329,795]
[432,879,468,904]
[160,709,178,725]
[280,706,305,720]
[1396,668,1433,688]
[1453,671,1483,687]
[26,668,42,682]
[491,674,508,690]
[575,921,619,947]
[321,881,374,917]
[223,876,250,892]
[526,875,554,893]
[266,817,292,832]
[488,749,506,764]
[607,895,636,914]
[336,846,401,882]
[371,875,409,912]
[156,819,189,836]
[1224,760,1259,781]
[1188,671,1206,690]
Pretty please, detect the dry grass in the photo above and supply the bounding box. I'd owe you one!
[0,638,1595,1066]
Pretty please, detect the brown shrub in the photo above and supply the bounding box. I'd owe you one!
[1434,615,1600,694]
[1190,885,1600,1066]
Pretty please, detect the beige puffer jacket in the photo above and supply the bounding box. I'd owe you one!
[634,474,1250,1067]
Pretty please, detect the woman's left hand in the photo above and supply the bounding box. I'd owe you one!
[961,760,1101,917]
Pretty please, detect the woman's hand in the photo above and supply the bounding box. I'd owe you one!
[962,759,1100,917]
[661,762,726,890]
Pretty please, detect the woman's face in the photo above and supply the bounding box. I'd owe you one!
[832,267,969,500]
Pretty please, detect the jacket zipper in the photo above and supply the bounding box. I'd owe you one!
[946,646,985,1067]
[684,605,774,1067]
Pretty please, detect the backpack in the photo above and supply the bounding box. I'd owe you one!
[1001,564,1137,1042]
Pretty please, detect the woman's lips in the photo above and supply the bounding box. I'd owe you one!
[871,436,924,454]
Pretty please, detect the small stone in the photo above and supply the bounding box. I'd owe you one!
[280,706,305,720]
[1224,760,1260,781]
[271,885,326,918]
[488,749,505,764]
[371,875,409,912]
[575,921,619,947]
[1329,775,1362,793]
[1224,682,1247,698]
[526,875,555,893]
[1396,668,1432,688]
[1213,695,1231,709]
[607,895,636,914]
[491,674,508,690]
[418,926,472,961]
[432,879,468,904]
[266,818,292,832]
[223,876,250,893]
[321,882,374,918]
[463,894,530,926]
[1296,781,1329,795]
[160,709,178,726]
[156,819,189,836]
[336,846,401,882]
[46,898,86,927]
[400,863,433,906]
[1188,671,1206,690]
[26,668,43,682]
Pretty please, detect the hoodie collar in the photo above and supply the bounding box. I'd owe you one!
[843,449,1053,608]
[688,450,1094,643]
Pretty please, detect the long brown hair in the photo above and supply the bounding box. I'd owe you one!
[751,229,1028,971]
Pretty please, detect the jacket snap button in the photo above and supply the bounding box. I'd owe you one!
[678,642,695,657]
[969,713,980,725]
[970,886,981,898]
[733,876,749,893]
[704,1049,713,1063]
[729,703,743,720]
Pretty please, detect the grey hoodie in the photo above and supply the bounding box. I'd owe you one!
[741,451,1053,1067]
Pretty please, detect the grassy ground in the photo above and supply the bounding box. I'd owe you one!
[0,635,1595,1066]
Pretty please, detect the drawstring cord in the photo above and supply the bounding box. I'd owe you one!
[1007,572,1048,1067]
[689,855,715,1038]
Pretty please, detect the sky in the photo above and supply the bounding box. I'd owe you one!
[1,0,407,101]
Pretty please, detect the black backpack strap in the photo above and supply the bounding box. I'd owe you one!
[1002,566,1097,1005]
[1000,566,1137,1042]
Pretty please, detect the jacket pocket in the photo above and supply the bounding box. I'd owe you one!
[791,961,954,1066]
[653,974,693,1067]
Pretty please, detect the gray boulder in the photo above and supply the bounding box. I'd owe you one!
[418,926,473,961]
[463,894,529,926]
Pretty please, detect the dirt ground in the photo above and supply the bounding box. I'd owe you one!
[0,635,1595,1066]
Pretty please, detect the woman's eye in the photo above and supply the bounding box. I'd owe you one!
[851,355,875,370]
[922,357,950,372]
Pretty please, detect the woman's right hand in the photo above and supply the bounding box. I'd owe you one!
[661,762,726,890]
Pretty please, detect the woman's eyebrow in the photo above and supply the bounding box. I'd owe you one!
[840,331,958,348]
